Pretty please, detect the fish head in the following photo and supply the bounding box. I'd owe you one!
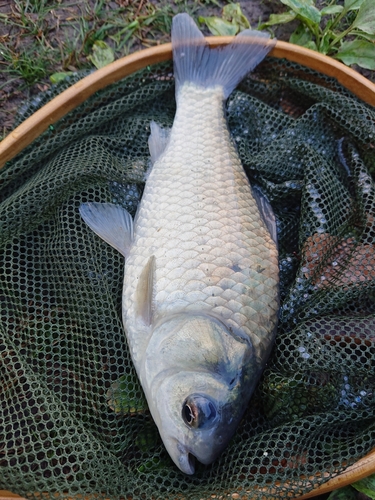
[155,371,251,474]
[143,314,259,474]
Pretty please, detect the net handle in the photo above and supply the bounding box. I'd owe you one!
[0,39,375,169]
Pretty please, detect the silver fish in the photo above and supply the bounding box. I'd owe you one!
[80,14,279,475]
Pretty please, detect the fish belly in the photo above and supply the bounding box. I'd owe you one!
[123,84,279,366]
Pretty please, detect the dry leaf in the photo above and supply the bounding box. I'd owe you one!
[301,233,375,288]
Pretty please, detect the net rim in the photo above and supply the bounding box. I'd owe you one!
[0,37,375,499]
[0,39,375,170]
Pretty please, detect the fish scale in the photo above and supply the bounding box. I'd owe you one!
[124,85,279,360]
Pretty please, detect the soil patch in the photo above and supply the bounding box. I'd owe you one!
[0,0,374,139]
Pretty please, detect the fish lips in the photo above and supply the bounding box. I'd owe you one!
[176,443,197,475]
[171,431,227,474]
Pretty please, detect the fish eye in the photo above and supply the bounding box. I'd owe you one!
[182,395,218,429]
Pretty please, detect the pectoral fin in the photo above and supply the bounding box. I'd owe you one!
[79,202,134,257]
[135,256,156,326]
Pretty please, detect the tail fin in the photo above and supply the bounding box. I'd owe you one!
[171,13,276,99]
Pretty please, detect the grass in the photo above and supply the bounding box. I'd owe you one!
[1,0,374,140]
[1,0,218,76]
[0,0,225,138]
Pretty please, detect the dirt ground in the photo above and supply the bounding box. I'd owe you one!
[0,0,374,137]
[0,0,374,138]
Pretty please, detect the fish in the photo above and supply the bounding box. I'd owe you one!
[79,13,279,475]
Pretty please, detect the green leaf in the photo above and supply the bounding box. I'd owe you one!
[135,422,160,452]
[280,0,321,24]
[352,0,375,34]
[137,456,169,473]
[49,71,74,84]
[259,11,296,29]
[344,0,366,11]
[352,474,375,499]
[107,374,147,414]
[198,16,239,35]
[321,5,344,15]
[335,39,375,69]
[354,31,375,41]
[87,40,115,69]
[290,23,313,46]
[222,3,250,30]
[199,4,251,36]
[326,485,358,500]
[304,40,318,50]
[319,30,331,54]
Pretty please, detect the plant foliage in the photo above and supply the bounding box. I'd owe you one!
[200,1,375,70]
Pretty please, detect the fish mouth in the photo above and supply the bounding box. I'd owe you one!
[178,450,196,475]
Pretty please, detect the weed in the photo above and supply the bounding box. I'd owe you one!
[259,0,375,70]
[200,1,375,70]
[0,44,53,86]
[0,0,225,134]
[3,0,222,74]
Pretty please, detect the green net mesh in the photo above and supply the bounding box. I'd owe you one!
[1,56,375,499]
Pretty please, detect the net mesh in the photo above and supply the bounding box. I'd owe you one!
[1,56,375,499]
